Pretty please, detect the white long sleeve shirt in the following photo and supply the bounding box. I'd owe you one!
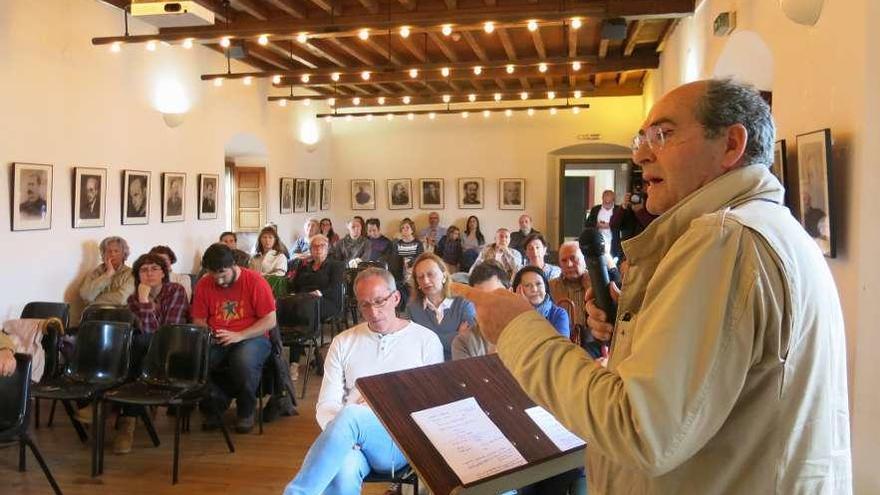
[315,321,444,429]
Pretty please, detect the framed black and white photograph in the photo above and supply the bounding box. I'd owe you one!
[73,166,107,228]
[419,178,444,209]
[162,172,185,223]
[11,162,52,231]
[351,179,376,210]
[198,174,219,220]
[499,178,525,210]
[307,179,321,212]
[772,140,787,184]
[387,178,413,210]
[294,178,307,213]
[797,129,834,257]
[457,177,484,209]
[321,179,332,210]
[122,170,150,225]
[280,177,294,214]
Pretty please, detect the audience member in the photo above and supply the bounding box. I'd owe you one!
[512,266,570,338]
[406,253,477,360]
[436,225,464,273]
[0,332,15,376]
[283,268,443,495]
[79,236,135,305]
[391,218,423,282]
[509,214,541,255]
[192,244,276,433]
[149,245,192,301]
[418,212,447,252]
[117,253,189,454]
[469,228,523,279]
[331,217,368,267]
[547,241,601,355]
[585,190,624,260]
[290,235,344,321]
[251,226,289,276]
[461,215,485,270]
[451,261,509,360]
[523,233,561,280]
[319,218,340,247]
[612,182,658,245]
[220,231,238,249]
[363,218,393,265]
[289,218,320,263]
[217,232,253,269]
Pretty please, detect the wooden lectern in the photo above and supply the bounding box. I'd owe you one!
[357,354,585,495]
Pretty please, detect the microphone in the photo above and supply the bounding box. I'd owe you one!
[579,227,617,327]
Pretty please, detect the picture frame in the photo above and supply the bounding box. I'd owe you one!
[321,179,332,210]
[796,128,835,258]
[198,174,219,220]
[280,177,294,214]
[307,179,321,212]
[294,178,307,213]
[499,178,525,210]
[387,178,413,210]
[457,177,484,209]
[73,166,107,229]
[161,172,186,223]
[771,140,787,184]
[121,170,151,225]
[11,162,52,231]
[419,178,445,209]
[351,179,376,210]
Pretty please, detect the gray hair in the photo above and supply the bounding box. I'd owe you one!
[695,79,775,167]
[354,267,397,295]
[309,233,329,245]
[100,236,130,262]
[559,241,584,259]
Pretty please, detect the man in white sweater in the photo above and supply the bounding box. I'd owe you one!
[284,267,443,495]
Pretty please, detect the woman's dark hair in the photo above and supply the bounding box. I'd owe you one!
[256,226,283,255]
[132,253,171,285]
[220,231,237,242]
[320,218,337,240]
[365,217,381,229]
[512,265,550,295]
[446,225,460,236]
[524,232,548,250]
[464,215,485,244]
[468,260,510,289]
[149,245,177,265]
[202,243,236,271]
[399,217,416,234]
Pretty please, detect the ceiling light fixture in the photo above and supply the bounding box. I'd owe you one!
[220,37,231,48]
[520,92,528,100]
[303,98,311,106]
[278,99,287,107]
[572,106,581,114]
[550,107,557,115]
[272,75,282,84]
[110,41,121,53]
[403,96,411,104]
[243,76,252,85]
[387,114,394,121]
[462,111,470,118]
[400,26,410,38]
[442,24,453,36]
[328,97,336,106]
[572,61,582,71]
[505,109,513,117]
[538,62,548,73]
[325,115,333,123]
[346,115,353,122]
[527,108,535,116]
[527,20,538,31]
[378,96,386,105]
[358,29,369,40]
[213,78,223,87]
[429,112,436,120]
[361,71,371,80]
[468,94,476,102]
[409,68,418,78]
[331,72,340,82]
[441,67,450,77]
[442,94,451,103]
[258,34,269,45]
[573,90,582,98]
[494,93,502,101]
[483,22,495,33]
[547,91,556,100]
[353,97,361,105]
[407,113,415,120]
[506,64,515,74]
[571,18,583,29]
[182,38,194,49]
[473,66,482,75]
[367,114,374,121]
[300,74,310,83]
[146,40,157,51]
[297,32,308,43]
[483,110,491,118]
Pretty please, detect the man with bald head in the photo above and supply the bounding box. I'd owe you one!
[459,79,851,493]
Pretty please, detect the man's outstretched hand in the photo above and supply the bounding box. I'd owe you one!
[451,283,532,344]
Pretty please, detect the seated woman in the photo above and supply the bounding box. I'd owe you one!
[319,218,340,248]
[406,253,477,361]
[79,236,135,305]
[290,234,344,321]
[523,233,562,280]
[331,217,368,267]
[251,225,289,276]
[119,253,189,454]
[512,266,570,338]
[391,218,423,281]
[436,225,463,273]
[149,245,192,301]
[461,215,485,271]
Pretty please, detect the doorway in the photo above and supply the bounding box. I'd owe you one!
[559,160,630,243]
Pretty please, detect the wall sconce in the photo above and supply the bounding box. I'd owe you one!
[153,78,190,128]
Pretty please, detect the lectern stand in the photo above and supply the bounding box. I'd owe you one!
[357,354,585,495]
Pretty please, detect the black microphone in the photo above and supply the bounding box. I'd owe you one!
[579,227,617,325]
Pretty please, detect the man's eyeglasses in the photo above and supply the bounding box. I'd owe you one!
[631,125,670,153]
[357,291,396,312]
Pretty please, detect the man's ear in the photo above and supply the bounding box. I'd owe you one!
[721,123,749,170]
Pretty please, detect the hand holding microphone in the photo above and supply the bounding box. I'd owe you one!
[579,228,620,349]
[585,284,620,342]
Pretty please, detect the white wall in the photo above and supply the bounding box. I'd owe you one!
[0,0,333,320]
[648,1,879,491]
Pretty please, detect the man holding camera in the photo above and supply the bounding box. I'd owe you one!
[612,181,658,248]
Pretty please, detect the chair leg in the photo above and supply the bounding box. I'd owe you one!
[19,438,26,471]
[22,434,63,495]
[141,410,161,447]
[60,400,88,444]
[217,414,235,453]
[34,398,41,429]
[91,400,102,477]
[257,378,264,435]
[300,343,313,399]
[48,399,58,427]
[172,414,181,484]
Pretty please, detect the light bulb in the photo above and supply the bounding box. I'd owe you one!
[494,93,502,101]
[328,97,336,106]
[550,107,557,115]
[243,76,252,86]
[278,99,287,107]
[442,94,451,103]
[146,40,157,51]
[505,109,513,117]
[403,96,411,104]
[573,90,582,98]
[346,115,353,122]
[441,67,450,77]
[473,66,482,75]
[572,106,581,114]
[483,22,495,33]
[407,113,414,120]
[409,68,418,78]
[527,108,535,116]
[272,75,282,84]
[258,35,269,46]
[361,71,370,80]
[182,38,193,49]
[358,29,369,40]
[462,111,469,118]
[442,24,453,36]
[538,62,548,73]
[110,41,121,53]
[331,72,340,82]
[213,78,223,87]
[297,32,308,43]
[366,114,373,121]
[400,26,410,38]
[301,74,310,83]
[468,94,476,102]
[220,37,231,48]
[353,97,361,105]
[429,112,436,120]
[387,114,394,121]
[547,91,556,100]
[520,92,528,100]
[483,110,491,118]
[506,64,515,74]
[572,61,581,71]
[303,98,311,106]
[325,116,333,123]
[378,96,386,105]
[527,20,538,32]
[571,18,582,30]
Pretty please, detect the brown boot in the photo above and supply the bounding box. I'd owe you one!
[113,417,136,455]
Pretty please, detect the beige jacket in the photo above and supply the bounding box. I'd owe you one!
[79,265,135,305]
[498,165,851,494]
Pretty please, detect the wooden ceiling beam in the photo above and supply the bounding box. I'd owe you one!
[656,18,680,52]
[326,37,376,65]
[229,0,270,20]
[307,0,337,14]
[623,20,645,56]
[399,0,418,11]
[362,38,405,65]
[205,44,277,72]
[265,40,322,68]
[428,32,459,62]
[618,71,630,85]
[598,38,609,59]
[358,0,380,15]
[301,40,347,66]
[531,28,546,59]
[461,31,489,62]
[443,0,456,9]
[262,0,307,18]
[399,35,428,63]
[568,24,578,57]
[497,28,517,61]
[248,44,299,70]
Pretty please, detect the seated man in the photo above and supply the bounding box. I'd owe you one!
[191,243,277,433]
[468,228,523,280]
[79,236,135,305]
[547,241,606,358]
[451,261,509,360]
[283,267,443,495]
[363,218,392,265]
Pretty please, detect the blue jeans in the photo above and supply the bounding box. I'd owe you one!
[201,336,271,419]
[284,405,408,495]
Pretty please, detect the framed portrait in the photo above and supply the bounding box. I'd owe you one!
[11,162,52,231]
[280,177,294,214]
[771,140,787,184]
[294,178,307,213]
[419,178,444,209]
[797,129,834,257]
[387,178,413,210]
[499,178,525,210]
[121,170,150,225]
[351,179,376,210]
[73,166,107,229]
[307,179,321,212]
[321,179,332,210]
[198,174,219,220]
[162,172,186,223]
[457,177,484,209]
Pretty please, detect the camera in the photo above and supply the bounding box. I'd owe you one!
[630,193,642,205]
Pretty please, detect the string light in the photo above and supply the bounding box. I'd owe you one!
[110,42,121,53]
[494,93,502,102]
[547,91,556,100]
[442,24,453,36]
[550,107,557,115]
[146,40,157,51]
[278,99,287,107]
[272,75,282,84]
[258,35,269,46]
[400,26,411,38]
[325,116,333,123]
[527,108,535,116]
[468,94,476,102]
[572,61,582,71]
[358,29,369,40]
[572,106,581,114]
[462,111,469,118]
[442,94,451,103]
[429,112,437,120]
[441,67,450,77]
[473,66,482,75]
[361,71,371,80]
[527,20,538,32]
[213,78,223,87]
[353,97,361,105]
[220,37,231,48]
[483,22,495,34]
[520,92,529,100]
[506,64,515,74]
[409,68,418,78]
[331,72,340,82]
[483,110,491,118]
[538,62,548,73]
[573,90,582,98]
[297,32,308,43]
[243,76,252,85]
[346,115,353,122]
[328,97,336,106]
[302,98,311,106]
[403,96,411,104]
[387,114,394,121]
[505,109,513,117]
[407,113,415,120]
[378,96,386,105]
[300,74,310,83]
[366,114,373,121]
[571,18,582,29]
[182,38,194,49]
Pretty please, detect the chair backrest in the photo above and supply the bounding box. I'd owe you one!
[141,324,211,389]
[80,304,136,326]
[66,321,133,387]
[0,354,33,433]
[276,294,321,336]
[21,302,70,330]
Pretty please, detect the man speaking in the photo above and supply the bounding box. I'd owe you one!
[459,79,851,493]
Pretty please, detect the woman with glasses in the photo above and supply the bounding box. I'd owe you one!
[406,252,477,360]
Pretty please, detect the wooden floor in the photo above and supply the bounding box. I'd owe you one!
[2,371,388,495]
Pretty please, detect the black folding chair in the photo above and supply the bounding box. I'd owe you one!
[1,353,63,495]
[20,302,70,429]
[103,324,235,484]
[276,294,322,399]
[80,304,136,326]
[321,281,347,344]
[31,321,135,477]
